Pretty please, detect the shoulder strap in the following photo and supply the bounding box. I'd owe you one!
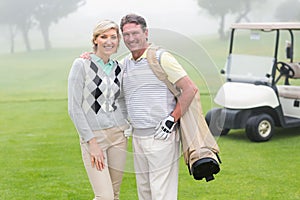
[146,45,181,97]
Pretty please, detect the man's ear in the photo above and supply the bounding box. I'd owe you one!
[145,28,149,40]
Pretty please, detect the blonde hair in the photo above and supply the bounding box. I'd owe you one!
[92,20,121,52]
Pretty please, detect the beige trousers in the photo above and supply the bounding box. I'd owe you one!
[80,126,127,200]
[132,132,180,200]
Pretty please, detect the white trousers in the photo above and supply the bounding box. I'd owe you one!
[81,126,127,200]
[132,132,180,200]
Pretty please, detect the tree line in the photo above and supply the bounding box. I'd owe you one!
[197,0,300,39]
[0,0,85,53]
[1,0,300,53]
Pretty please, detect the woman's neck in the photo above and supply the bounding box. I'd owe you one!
[95,52,109,64]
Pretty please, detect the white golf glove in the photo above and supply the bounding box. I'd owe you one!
[124,122,133,138]
[154,115,176,140]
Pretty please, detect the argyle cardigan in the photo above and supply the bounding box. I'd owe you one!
[68,58,127,142]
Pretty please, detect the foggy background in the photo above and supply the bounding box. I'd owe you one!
[0,0,296,54]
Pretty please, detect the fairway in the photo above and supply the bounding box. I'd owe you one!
[0,40,300,199]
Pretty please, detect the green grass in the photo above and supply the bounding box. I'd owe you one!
[1,39,300,199]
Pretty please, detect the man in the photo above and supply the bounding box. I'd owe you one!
[120,14,198,200]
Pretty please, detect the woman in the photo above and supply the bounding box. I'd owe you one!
[68,20,130,200]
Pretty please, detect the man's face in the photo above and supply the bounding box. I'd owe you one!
[122,23,148,52]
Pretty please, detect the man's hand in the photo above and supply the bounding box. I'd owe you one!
[80,52,92,60]
[124,124,133,138]
[154,115,176,140]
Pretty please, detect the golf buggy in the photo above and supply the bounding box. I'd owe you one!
[205,22,300,142]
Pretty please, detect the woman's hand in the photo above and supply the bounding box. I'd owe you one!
[88,138,105,171]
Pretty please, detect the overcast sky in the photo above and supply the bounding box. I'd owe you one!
[71,0,219,34]
[51,0,282,48]
[50,0,220,48]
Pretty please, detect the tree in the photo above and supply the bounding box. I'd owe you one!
[235,0,251,23]
[33,0,86,50]
[196,0,266,39]
[275,0,300,21]
[8,25,17,53]
[0,0,85,53]
[0,0,36,52]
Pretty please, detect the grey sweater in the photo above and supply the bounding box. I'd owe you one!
[68,58,127,142]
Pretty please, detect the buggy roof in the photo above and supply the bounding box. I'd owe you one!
[230,22,300,30]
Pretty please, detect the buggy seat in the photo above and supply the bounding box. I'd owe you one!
[277,62,300,99]
[290,62,300,78]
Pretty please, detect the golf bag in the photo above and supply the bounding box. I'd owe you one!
[147,45,221,181]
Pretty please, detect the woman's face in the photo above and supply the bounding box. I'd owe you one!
[94,28,119,56]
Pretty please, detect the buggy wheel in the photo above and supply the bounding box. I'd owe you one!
[245,114,274,142]
[205,108,230,136]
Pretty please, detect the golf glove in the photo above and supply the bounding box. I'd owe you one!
[124,122,133,138]
[154,115,176,140]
